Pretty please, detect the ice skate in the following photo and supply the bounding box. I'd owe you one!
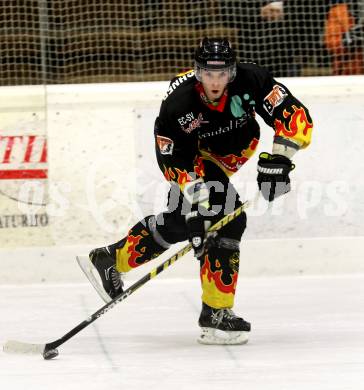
[198,302,250,345]
[77,247,124,303]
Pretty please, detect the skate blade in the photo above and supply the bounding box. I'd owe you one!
[197,327,249,345]
[76,255,112,303]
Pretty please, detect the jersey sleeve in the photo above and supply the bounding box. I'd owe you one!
[254,67,313,150]
[154,102,200,191]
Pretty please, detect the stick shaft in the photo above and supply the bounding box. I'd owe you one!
[45,200,253,350]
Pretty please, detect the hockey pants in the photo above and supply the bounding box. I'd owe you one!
[114,182,246,309]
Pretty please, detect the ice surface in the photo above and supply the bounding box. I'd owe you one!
[1,275,364,390]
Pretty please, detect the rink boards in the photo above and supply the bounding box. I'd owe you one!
[0,76,363,282]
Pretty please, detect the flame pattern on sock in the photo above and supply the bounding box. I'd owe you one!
[116,220,166,273]
[200,248,240,309]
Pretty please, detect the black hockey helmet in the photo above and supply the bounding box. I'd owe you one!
[194,37,237,82]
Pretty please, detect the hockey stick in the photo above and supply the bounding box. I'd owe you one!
[3,195,257,360]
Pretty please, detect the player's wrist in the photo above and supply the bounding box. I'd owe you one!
[272,141,299,159]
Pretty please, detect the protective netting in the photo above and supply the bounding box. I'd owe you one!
[0,1,363,85]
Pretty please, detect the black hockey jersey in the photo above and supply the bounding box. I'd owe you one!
[155,62,313,190]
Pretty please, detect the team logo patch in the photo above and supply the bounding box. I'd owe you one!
[230,95,245,118]
[178,112,206,133]
[156,135,174,155]
[263,85,288,115]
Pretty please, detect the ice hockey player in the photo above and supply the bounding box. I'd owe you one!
[85,38,313,345]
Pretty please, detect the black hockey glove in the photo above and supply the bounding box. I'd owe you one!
[185,208,212,258]
[257,152,295,202]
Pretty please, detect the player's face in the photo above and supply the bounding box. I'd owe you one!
[200,69,230,101]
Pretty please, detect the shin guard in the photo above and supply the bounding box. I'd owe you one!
[200,238,240,309]
[115,216,170,273]
[200,211,246,309]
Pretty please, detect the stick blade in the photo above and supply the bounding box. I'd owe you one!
[3,340,45,355]
[76,255,112,303]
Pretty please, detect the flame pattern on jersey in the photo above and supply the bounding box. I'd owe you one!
[163,166,194,187]
[162,159,208,190]
[200,250,240,309]
[274,105,313,148]
[161,135,259,187]
[199,137,259,176]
